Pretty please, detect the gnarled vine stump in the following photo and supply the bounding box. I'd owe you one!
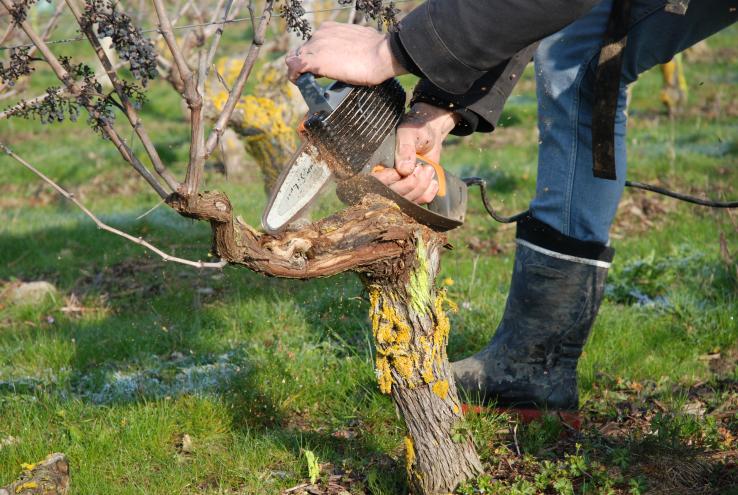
[167,190,483,494]
[364,235,482,494]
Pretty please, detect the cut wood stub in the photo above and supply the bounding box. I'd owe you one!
[363,233,482,495]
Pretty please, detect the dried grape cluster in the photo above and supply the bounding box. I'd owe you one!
[0,47,35,85]
[3,0,153,136]
[338,0,400,29]
[279,0,311,40]
[6,87,81,124]
[56,57,115,133]
[5,54,146,135]
[81,0,158,85]
[280,0,400,39]
[9,0,38,24]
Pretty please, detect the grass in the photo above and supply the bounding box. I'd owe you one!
[1,9,737,495]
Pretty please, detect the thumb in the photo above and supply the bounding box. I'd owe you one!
[395,127,418,176]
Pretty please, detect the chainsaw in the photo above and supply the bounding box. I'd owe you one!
[261,73,469,234]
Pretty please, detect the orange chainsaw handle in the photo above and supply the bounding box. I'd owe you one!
[371,154,447,197]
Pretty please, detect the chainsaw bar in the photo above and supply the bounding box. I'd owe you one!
[261,141,332,234]
[263,76,466,233]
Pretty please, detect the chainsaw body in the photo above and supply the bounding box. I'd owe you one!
[261,74,468,234]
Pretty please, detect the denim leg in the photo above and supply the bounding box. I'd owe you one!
[530,0,738,244]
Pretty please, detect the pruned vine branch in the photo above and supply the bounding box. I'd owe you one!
[201,0,275,163]
[0,143,227,269]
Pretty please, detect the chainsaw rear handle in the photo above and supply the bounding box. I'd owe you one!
[416,155,467,224]
[373,155,467,224]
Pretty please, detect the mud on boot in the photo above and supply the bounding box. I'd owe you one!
[452,215,613,411]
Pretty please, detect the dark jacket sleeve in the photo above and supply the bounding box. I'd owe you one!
[410,43,539,135]
[393,0,599,95]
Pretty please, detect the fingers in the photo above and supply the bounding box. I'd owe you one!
[395,141,416,176]
[372,167,402,186]
[389,165,435,199]
[416,179,440,205]
[284,22,392,85]
[286,53,311,82]
[373,164,440,205]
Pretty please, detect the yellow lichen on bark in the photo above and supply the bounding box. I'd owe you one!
[404,435,416,474]
[369,285,420,394]
[432,379,449,400]
[368,280,460,397]
[17,481,39,491]
[375,354,393,394]
[206,59,295,144]
[419,289,457,385]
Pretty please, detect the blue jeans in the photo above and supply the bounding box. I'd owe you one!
[530,0,737,244]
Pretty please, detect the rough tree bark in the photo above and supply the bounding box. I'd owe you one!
[0,453,70,495]
[365,235,483,494]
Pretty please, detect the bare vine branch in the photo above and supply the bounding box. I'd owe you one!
[203,0,275,158]
[0,0,169,198]
[200,0,233,90]
[0,143,227,269]
[65,0,180,192]
[152,0,205,195]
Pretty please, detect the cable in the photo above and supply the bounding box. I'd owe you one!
[624,180,738,208]
[462,177,529,224]
[465,176,738,225]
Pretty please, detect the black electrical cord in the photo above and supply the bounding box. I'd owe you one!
[463,176,738,224]
[462,177,529,223]
[624,180,738,208]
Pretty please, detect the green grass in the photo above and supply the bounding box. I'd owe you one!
[1,10,737,494]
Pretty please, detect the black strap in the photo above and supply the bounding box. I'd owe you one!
[592,0,633,180]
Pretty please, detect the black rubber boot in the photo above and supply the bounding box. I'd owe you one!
[453,216,614,410]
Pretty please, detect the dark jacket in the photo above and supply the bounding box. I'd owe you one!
[389,0,600,134]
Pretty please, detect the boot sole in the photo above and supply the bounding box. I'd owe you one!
[461,403,582,431]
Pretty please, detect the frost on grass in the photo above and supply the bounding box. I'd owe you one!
[73,351,249,404]
[0,351,250,403]
[606,245,734,309]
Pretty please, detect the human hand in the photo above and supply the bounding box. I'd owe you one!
[285,22,406,85]
[372,103,459,204]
